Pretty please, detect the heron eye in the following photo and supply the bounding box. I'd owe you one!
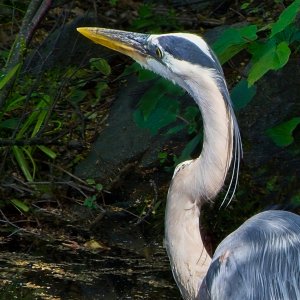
[155,46,163,59]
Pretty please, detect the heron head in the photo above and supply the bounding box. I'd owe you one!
[76,28,223,89]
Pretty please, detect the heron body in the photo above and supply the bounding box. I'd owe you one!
[77,27,300,299]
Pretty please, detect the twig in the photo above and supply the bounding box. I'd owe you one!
[135,180,158,225]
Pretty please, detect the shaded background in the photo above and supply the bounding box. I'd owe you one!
[0,0,299,299]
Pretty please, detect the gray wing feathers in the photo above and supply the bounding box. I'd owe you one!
[199,210,300,300]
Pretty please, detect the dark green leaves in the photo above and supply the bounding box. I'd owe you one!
[230,79,257,110]
[89,58,111,76]
[212,25,258,64]
[248,40,291,86]
[266,117,300,147]
[134,96,180,135]
[270,0,300,38]
[137,78,183,120]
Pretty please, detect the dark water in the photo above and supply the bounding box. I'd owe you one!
[0,234,180,300]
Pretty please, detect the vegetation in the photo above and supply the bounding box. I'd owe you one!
[0,0,299,297]
[0,0,299,250]
[130,0,300,164]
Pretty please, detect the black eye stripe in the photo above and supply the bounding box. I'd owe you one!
[157,36,219,71]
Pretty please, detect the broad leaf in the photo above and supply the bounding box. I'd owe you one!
[134,96,179,134]
[89,58,111,76]
[270,0,300,38]
[138,78,183,120]
[248,40,291,86]
[212,25,258,64]
[266,117,300,147]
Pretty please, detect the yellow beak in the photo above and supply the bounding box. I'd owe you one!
[77,27,149,62]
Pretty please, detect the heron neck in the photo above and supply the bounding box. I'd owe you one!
[185,71,233,201]
[165,72,233,299]
[165,192,211,299]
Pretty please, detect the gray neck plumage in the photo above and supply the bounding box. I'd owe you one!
[165,66,240,299]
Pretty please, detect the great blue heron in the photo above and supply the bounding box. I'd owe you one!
[77,28,300,299]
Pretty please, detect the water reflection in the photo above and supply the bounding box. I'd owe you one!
[0,240,180,299]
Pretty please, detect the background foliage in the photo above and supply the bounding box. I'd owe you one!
[0,0,299,243]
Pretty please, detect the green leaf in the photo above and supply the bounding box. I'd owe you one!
[84,195,97,209]
[291,193,300,205]
[16,95,51,139]
[241,2,250,9]
[69,89,87,104]
[158,152,168,159]
[31,108,47,138]
[0,118,20,129]
[138,78,182,120]
[0,63,21,90]
[5,94,26,112]
[86,178,96,185]
[248,40,291,86]
[137,68,158,82]
[95,82,108,99]
[119,62,140,78]
[212,25,258,64]
[270,0,300,38]
[134,96,179,134]
[274,42,291,67]
[166,124,186,135]
[89,58,111,76]
[95,183,103,191]
[10,199,30,212]
[12,146,33,182]
[230,79,257,110]
[37,145,57,159]
[266,117,300,147]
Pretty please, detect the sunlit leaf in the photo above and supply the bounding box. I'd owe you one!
[266,117,300,147]
[10,198,30,212]
[248,41,291,86]
[270,0,300,38]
